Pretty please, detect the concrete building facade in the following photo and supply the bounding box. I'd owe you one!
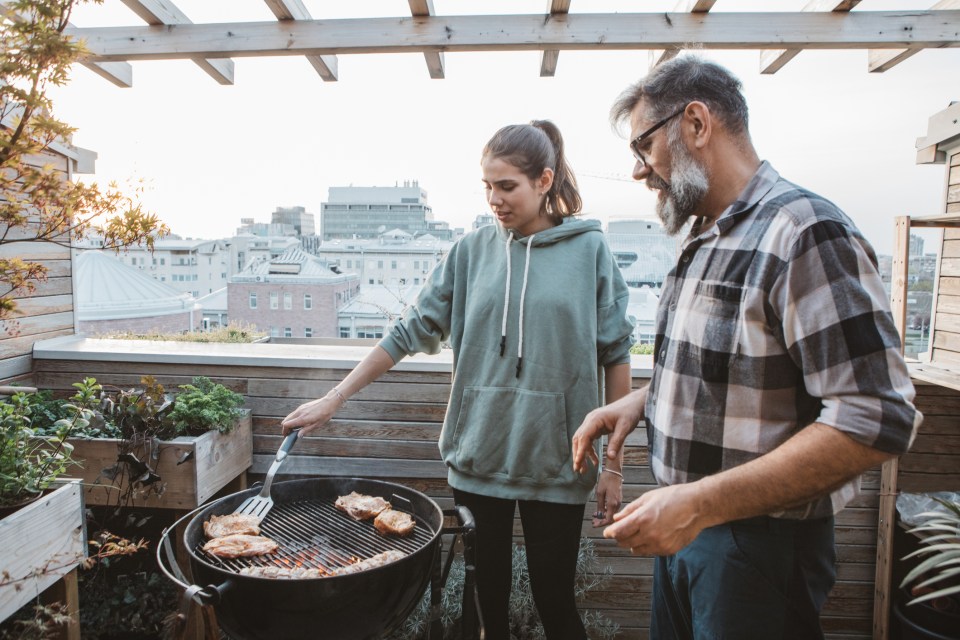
[320,181,455,241]
[306,229,451,287]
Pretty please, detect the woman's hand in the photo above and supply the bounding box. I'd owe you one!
[281,391,343,436]
[592,468,623,527]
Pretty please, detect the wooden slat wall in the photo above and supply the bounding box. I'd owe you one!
[931,151,960,366]
[30,355,950,639]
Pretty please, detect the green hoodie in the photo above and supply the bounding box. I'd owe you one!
[379,218,634,503]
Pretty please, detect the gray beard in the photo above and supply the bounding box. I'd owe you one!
[648,143,709,236]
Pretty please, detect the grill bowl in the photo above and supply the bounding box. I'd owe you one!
[182,477,444,640]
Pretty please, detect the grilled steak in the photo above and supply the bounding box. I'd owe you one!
[373,509,416,537]
[239,565,325,579]
[334,491,391,521]
[203,534,278,559]
[330,550,406,576]
[203,513,261,539]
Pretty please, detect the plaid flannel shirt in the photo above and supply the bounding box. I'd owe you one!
[646,161,920,519]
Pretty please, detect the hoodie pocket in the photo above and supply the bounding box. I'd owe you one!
[452,386,568,483]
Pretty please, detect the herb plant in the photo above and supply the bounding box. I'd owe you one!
[166,376,245,436]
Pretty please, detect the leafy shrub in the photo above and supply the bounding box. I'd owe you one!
[166,376,245,436]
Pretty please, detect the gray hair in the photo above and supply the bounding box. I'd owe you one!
[610,56,749,137]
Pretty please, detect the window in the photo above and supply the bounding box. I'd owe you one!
[357,327,384,339]
[304,294,313,310]
[283,327,292,338]
[414,277,420,285]
[160,258,165,265]
[377,260,384,269]
[339,327,351,338]
[283,292,292,310]
[270,292,279,309]
[305,328,313,337]
[414,260,420,270]
[391,260,397,269]
[269,326,279,337]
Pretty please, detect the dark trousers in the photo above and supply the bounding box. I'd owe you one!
[651,515,837,640]
[452,489,588,640]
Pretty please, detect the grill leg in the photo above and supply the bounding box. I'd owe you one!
[428,540,444,640]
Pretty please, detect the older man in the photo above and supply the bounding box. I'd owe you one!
[571,56,921,639]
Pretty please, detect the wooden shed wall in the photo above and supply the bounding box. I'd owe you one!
[0,224,75,383]
[0,147,77,384]
[31,354,944,640]
[931,150,960,366]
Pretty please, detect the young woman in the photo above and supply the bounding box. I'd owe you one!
[282,120,634,639]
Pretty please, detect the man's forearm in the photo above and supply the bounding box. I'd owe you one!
[695,422,894,528]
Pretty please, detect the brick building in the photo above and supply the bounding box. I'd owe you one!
[228,246,359,338]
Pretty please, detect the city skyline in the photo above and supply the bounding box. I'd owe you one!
[48,0,960,255]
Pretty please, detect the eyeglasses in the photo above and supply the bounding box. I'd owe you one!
[629,104,688,166]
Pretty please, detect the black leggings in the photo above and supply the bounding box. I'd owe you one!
[453,489,588,640]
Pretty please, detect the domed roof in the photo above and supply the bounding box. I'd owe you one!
[75,251,198,321]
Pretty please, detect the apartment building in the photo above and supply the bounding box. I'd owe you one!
[320,181,456,241]
[307,229,452,287]
[112,237,230,298]
[228,246,360,338]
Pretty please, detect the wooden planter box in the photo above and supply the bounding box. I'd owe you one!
[0,480,85,624]
[66,409,253,510]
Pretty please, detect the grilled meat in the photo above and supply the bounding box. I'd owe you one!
[373,509,416,537]
[330,550,406,576]
[239,565,325,579]
[334,491,391,521]
[203,534,278,559]
[203,513,261,539]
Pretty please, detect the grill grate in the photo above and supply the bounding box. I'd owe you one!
[196,493,435,576]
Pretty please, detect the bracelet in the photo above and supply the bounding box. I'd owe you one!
[329,387,348,406]
[602,468,623,479]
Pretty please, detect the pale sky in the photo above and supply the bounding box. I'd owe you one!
[49,0,959,255]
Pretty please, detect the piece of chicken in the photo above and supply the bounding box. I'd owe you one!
[203,513,262,539]
[330,550,406,576]
[373,509,416,537]
[334,491,391,521]
[203,534,278,559]
[239,565,325,579]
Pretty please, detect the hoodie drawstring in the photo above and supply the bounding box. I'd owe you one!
[516,236,534,377]
[500,233,513,357]
[500,232,534,377]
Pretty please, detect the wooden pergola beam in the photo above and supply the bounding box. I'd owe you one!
[119,0,234,85]
[760,0,861,75]
[69,12,960,63]
[408,0,445,79]
[262,0,338,81]
[540,0,571,78]
[868,0,959,72]
[0,2,133,87]
[649,0,718,70]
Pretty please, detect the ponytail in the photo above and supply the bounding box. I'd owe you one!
[482,119,583,219]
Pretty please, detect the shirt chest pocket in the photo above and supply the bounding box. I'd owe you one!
[680,281,745,359]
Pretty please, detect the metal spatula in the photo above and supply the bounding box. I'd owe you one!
[234,429,301,521]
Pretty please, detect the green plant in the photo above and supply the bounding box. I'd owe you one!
[165,376,245,436]
[388,537,618,640]
[629,343,654,355]
[900,497,960,608]
[0,379,98,507]
[94,322,266,343]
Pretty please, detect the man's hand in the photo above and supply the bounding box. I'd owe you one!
[604,481,711,556]
[572,386,647,474]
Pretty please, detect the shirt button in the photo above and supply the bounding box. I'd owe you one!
[659,351,665,360]
[669,303,677,311]
[681,255,690,263]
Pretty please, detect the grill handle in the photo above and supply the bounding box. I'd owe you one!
[156,505,235,606]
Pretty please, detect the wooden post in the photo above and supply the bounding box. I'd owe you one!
[40,569,80,640]
[872,215,911,640]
